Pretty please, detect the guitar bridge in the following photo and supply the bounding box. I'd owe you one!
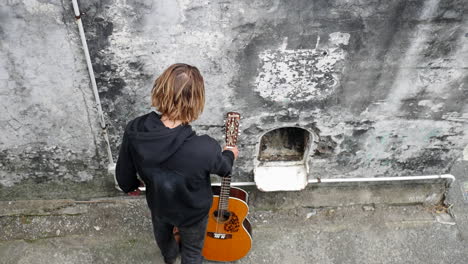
[207,232,232,240]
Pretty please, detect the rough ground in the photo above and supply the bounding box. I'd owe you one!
[1,197,467,264]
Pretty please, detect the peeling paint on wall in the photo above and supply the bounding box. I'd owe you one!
[255,32,349,102]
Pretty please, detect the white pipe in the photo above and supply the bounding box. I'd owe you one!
[309,174,456,187]
[132,174,455,192]
[72,0,114,165]
[210,174,456,188]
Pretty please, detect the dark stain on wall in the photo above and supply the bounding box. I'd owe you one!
[338,1,410,113]
[336,136,362,168]
[76,0,149,158]
[443,78,468,113]
[433,0,464,22]
[399,90,430,120]
[79,4,126,104]
[0,144,104,185]
[394,149,454,174]
[314,135,337,158]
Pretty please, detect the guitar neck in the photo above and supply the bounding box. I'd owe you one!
[218,112,240,211]
[218,176,232,211]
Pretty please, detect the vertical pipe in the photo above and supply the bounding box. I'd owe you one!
[71,0,114,166]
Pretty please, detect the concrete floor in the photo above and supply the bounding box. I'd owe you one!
[1,199,467,264]
[3,161,468,264]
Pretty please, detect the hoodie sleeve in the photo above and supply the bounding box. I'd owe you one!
[210,144,235,177]
[116,131,140,193]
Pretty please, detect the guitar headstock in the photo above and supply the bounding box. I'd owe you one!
[225,112,241,147]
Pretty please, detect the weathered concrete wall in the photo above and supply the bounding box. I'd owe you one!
[1,0,467,199]
[0,0,115,199]
[81,0,467,179]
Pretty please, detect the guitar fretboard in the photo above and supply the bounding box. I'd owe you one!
[218,176,232,211]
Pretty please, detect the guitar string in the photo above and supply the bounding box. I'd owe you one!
[216,177,225,234]
[215,177,223,234]
[217,118,229,234]
[217,176,230,233]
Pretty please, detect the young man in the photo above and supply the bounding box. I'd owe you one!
[116,63,239,264]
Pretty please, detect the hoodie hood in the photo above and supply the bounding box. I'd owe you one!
[125,112,195,166]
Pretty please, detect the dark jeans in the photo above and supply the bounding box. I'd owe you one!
[151,211,208,264]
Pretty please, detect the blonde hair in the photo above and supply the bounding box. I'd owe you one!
[151,63,205,124]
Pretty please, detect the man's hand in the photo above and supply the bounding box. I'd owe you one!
[128,180,144,196]
[223,146,239,160]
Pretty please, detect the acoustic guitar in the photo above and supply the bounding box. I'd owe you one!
[202,112,253,262]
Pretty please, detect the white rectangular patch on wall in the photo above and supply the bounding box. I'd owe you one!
[254,164,308,192]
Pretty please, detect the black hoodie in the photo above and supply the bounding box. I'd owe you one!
[116,112,235,227]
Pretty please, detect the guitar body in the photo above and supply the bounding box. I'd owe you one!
[202,186,253,262]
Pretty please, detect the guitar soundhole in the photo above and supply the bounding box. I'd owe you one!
[213,210,231,222]
[224,212,240,233]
